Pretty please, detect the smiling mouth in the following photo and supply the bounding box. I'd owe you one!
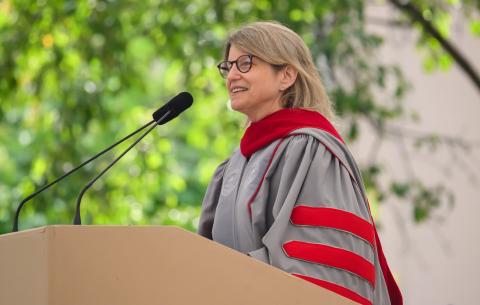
[231,87,248,93]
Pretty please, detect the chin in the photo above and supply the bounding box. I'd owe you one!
[230,99,246,112]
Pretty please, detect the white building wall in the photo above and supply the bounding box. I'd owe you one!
[360,4,480,305]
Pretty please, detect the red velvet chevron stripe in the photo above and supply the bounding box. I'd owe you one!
[283,241,375,287]
[293,273,372,305]
[290,206,375,248]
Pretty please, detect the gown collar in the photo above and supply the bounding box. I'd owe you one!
[240,108,344,157]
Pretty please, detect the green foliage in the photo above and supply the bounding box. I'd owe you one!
[0,0,243,233]
[0,0,472,234]
[470,19,480,36]
[403,0,480,72]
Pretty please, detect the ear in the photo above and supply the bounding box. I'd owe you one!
[279,65,298,91]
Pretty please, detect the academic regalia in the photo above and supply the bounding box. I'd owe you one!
[198,108,402,305]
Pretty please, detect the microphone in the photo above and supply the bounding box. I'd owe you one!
[72,92,193,225]
[153,91,193,124]
[12,92,193,232]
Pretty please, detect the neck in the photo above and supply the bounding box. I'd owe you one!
[243,100,284,122]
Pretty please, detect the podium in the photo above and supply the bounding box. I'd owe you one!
[0,225,356,305]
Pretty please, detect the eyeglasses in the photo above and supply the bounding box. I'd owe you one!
[217,54,256,78]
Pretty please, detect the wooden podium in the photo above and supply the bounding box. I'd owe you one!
[0,226,356,305]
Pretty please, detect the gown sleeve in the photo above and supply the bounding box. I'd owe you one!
[248,134,382,305]
[197,158,229,240]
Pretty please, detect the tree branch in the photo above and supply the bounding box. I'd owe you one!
[367,116,480,150]
[366,16,410,28]
[389,0,480,94]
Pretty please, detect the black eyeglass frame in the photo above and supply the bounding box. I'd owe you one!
[216,54,257,78]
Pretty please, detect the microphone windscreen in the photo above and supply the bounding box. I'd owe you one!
[152,92,194,124]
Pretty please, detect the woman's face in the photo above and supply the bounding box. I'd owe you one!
[226,45,285,122]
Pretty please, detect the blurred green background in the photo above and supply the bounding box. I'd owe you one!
[1,0,478,234]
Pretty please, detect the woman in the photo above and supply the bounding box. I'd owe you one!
[198,21,402,305]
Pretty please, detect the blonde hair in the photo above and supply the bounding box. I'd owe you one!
[224,21,335,120]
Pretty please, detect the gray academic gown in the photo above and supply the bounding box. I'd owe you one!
[198,128,395,305]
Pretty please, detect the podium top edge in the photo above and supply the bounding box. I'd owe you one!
[1,225,190,238]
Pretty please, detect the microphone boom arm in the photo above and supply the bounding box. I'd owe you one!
[12,120,156,232]
[72,111,170,225]
[12,91,193,232]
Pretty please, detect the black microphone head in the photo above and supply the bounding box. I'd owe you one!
[152,92,193,124]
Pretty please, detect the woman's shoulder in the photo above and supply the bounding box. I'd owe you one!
[277,128,362,184]
[280,128,349,159]
[207,157,231,183]
[288,127,347,151]
[217,156,231,170]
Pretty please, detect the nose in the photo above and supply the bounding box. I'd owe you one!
[226,64,241,82]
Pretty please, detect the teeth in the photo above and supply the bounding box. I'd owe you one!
[232,87,247,93]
